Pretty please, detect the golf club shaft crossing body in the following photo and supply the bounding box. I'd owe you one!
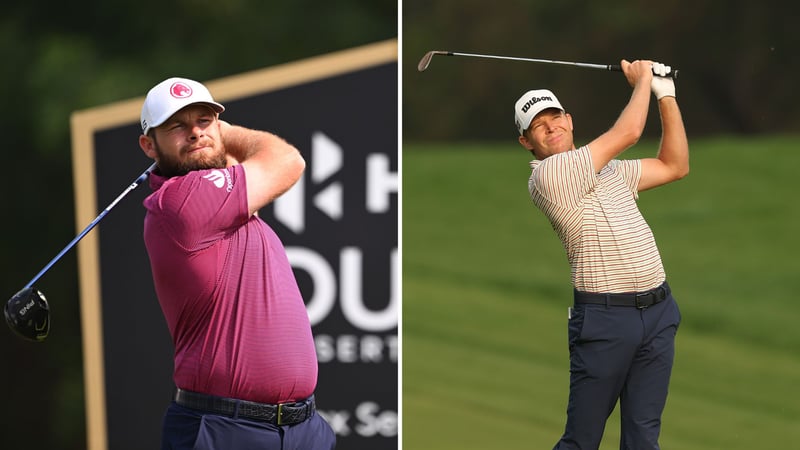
[418,50,678,79]
[23,162,158,289]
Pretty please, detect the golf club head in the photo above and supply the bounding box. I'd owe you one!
[5,287,50,342]
[417,51,450,72]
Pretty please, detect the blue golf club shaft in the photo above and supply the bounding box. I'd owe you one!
[24,162,157,289]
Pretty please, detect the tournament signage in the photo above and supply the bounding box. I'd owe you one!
[70,40,397,450]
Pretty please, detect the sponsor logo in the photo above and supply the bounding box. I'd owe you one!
[19,299,35,317]
[521,95,554,113]
[274,131,397,234]
[170,82,192,99]
[202,169,227,189]
[274,132,343,233]
[318,402,397,438]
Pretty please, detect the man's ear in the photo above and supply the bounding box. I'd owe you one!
[139,134,157,159]
[518,133,539,158]
[518,134,533,151]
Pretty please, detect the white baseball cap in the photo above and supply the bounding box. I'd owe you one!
[140,77,225,135]
[514,89,564,135]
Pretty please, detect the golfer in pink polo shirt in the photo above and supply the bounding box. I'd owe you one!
[138,77,335,450]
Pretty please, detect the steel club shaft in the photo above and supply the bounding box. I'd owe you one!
[417,50,678,79]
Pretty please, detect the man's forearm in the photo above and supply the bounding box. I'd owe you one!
[656,98,689,176]
[615,81,652,138]
[221,122,298,163]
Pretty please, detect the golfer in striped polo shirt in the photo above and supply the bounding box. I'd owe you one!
[515,60,688,449]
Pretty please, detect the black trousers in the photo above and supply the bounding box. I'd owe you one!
[553,288,681,450]
[161,401,336,450]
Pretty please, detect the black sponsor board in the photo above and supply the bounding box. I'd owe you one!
[71,40,397,450]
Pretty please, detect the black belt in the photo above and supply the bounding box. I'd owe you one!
[174,388,315,425]
[574,282,670,309]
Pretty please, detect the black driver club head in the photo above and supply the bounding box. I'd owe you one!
[5,287,50,342]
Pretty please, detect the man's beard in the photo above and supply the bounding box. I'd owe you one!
[153,139,227,178]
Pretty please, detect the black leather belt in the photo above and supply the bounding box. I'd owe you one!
[574,282,670,309]
[174,388,315,425]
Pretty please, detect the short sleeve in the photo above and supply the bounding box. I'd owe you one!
[145,165,249,251]
[529,146,597,209]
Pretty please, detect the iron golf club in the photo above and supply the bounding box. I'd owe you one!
[4,162,157,342]
[417,50,679,79]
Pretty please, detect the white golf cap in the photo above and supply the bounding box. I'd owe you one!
[514,89,564,135]
[140,77,225,135]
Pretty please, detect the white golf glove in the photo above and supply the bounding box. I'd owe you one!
[651,62,675,99]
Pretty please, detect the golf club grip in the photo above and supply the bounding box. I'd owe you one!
[608,64,679,79]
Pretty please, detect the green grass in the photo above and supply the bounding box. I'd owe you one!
[401,135,800,449]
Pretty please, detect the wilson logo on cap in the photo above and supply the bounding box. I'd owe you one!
[170,82,193,99]
[521,95,554,113]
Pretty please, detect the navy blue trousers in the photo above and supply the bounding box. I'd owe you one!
[161,402,336,450]
[553,291,681,450]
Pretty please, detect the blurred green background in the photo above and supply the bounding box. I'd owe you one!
[403,0,797,141]
[4,0,799,449]
[402,139,800,449]
[402,1,799,449]
[1,2,394,449]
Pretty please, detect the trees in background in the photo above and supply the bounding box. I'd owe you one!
[403,0,797,140]
[0,2,395,449]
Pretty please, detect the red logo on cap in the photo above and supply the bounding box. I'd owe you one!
[170,82,193,99]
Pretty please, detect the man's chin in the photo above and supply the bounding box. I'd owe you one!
[158,156,227,177]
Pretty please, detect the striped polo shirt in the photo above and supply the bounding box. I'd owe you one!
[528,146,665,293]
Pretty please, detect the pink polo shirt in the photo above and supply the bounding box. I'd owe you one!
[143,164,317,404]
